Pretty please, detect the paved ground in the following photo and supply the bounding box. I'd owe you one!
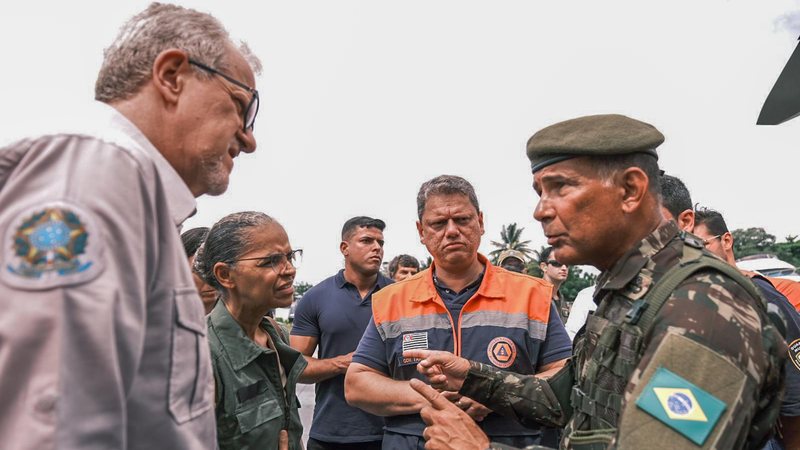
[297,381,316,444]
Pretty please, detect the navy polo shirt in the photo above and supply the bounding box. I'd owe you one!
[752,277,800,417]
[291,270,393,443]
[433,271,484,325]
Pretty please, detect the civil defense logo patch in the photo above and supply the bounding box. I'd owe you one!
[487,336,516,368]
[636,367,726,445]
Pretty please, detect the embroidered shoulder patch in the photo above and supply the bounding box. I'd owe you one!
[635,367,727,445]
[2,202,104,290]
[487,336,517,368]
[788,338,800,372]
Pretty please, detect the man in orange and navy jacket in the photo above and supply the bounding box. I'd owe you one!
[345,175,572,450]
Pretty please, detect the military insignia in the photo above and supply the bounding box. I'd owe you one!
[487,337,516,368]
[623,273,653,301]
[2,203,104,290]
[636,367,727,445]
[399,332,428,366]
[788,339,800,372]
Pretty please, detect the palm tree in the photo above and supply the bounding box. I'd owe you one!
[488,223,535,264]
[526,244,549,276]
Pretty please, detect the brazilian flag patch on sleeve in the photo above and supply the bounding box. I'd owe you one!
[635,367,727,445]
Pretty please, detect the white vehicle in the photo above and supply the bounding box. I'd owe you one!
[736,254,800,281]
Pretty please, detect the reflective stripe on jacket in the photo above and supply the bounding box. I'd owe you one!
[372,254,554,437]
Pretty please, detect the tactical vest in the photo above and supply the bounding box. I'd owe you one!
[562,234,785,450]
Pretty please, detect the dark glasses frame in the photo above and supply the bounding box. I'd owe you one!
[189,59,259,131]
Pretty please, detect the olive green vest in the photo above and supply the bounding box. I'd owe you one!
[208,303,308,450]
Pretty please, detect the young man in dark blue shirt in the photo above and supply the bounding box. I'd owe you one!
[291,216,393,450]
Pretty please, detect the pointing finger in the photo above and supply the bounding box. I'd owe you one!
[410,378,453,410]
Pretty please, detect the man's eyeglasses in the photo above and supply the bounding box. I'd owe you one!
[235,249,303,272]
[189,59,259,132]
[547,260,565,268]
[702,235,722,247]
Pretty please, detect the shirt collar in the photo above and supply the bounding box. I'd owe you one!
[597,221,680,291]
[433,269,484,295]
[335,269,348,288]
[335,269,394,291]
[209,300,273,371]
[96,102,197,227]
[410,253,504,302]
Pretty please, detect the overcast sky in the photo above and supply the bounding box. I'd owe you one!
[2,1,799,285]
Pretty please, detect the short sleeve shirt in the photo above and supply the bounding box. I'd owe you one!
[290,270,393,442]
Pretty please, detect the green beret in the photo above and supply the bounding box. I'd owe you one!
[526,114,665,173]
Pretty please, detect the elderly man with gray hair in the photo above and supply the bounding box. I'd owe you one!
[0,3,260,448]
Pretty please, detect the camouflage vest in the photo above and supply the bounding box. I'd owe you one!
[563,234,785,450]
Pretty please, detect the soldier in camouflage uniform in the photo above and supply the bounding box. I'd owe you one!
[405,114,786,450]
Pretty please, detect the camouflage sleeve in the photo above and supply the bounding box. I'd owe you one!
[615,271,786,449]
[459,360,572,428]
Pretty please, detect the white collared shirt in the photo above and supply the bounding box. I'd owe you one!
[564,285,597,341]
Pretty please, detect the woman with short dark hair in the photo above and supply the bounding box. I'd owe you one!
[194,211,305,450]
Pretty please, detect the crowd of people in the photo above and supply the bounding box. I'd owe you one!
[2,3,800,450]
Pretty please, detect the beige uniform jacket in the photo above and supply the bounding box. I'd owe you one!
[0,103,215,449]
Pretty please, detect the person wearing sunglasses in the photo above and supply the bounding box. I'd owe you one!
[194,211,306,450]
[0,4,261,448]
[538,247,571,322]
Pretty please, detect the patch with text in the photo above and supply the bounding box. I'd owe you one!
[487,336,517,368]
[398,332,428,366]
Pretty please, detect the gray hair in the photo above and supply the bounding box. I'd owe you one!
[95,2,262,103]
[416,175,480,219]
[591,153,662,197]
[193,211,277,293]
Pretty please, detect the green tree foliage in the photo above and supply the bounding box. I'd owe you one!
[527,259,596,302]
[526,245,549,276]
[731,228,800,268]
[561,268,597,302]
[775,235,800,268]
[732,227,776,258]
[294,281,314,298]
[488,223,535,264]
